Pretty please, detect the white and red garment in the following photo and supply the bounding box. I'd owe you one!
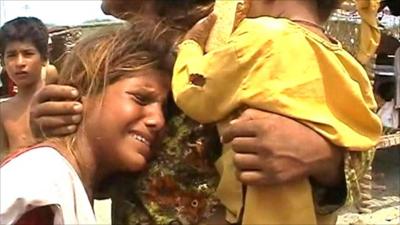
[0,146,96,225]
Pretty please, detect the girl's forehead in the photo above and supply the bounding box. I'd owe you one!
[121,67,170,80]
[108,67,170,88]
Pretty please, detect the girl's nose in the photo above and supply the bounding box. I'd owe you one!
[144,104,165,132]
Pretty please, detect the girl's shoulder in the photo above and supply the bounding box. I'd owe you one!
[0,146,94,225]
[0,146,76,192]
[1,146,62,168]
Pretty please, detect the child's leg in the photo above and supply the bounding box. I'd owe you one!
[215,148,244,223]
[243,179,317,225]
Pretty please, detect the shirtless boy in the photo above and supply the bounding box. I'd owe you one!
[0,17,48,155]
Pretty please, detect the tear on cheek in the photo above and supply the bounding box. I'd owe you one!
[189,73,206,87]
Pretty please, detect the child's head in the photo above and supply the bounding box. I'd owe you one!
[0,17,48,87]
[0,17,48,61]
[54,22,173,183]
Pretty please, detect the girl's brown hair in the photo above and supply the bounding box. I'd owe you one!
[58,20,173,97]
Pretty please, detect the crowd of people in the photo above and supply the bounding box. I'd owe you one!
[0,0,388,224]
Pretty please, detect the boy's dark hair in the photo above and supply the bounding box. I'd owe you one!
[0,17,49,61]
[376,81,395,101]
[381,0,400,16]
[316,0,341,22]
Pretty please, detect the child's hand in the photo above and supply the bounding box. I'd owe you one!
[183,14,217,50]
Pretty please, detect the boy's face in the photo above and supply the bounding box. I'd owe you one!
[3,41,44,87]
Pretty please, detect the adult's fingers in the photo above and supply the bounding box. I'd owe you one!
[231,137,261,154]
[31,101,82,118]
[36,115,82,129]
[184,13,217,49]
[44,64,59,85]
[41,125,78,138]
[35,84,79,104]
[236,171,266,186]
[233,153,262,170]
[220,120,258,143]
[221,108,276,143]
[200,13,217,46]
[234,108,274,121]
[32,114,81,138]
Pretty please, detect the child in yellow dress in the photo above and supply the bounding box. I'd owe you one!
[172,0,382,224]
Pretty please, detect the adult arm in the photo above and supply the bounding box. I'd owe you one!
[221,108,378,213]
[221,108,344,187]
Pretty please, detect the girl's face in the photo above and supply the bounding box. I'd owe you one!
[83,67,170,177]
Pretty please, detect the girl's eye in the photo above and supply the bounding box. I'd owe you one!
[132,93,150,106]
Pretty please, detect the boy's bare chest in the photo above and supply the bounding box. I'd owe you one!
[2,103,35,150]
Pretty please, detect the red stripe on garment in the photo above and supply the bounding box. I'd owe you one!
[0,144,56,167]
[0,147,35,167]
[15,206,55,225]
[1,146,57,224]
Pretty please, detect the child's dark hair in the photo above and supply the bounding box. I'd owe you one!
[316,0,341,22]
[376,81,395,102]
[0,17,49,61]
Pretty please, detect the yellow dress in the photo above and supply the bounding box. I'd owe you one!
[173,17,382,224]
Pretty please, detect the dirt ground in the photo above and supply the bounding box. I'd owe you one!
[337,149,400,225]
